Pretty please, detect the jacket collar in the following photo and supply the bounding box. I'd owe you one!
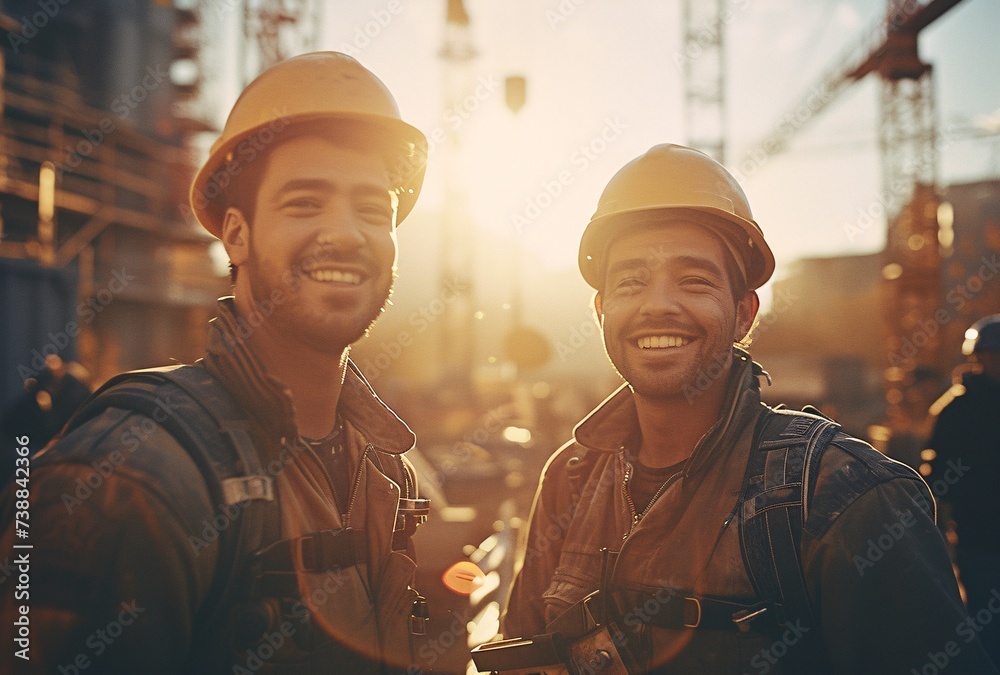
[201,297,415,454]
[573,348,765,476]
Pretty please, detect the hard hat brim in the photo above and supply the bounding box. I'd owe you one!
[578,205,776,291]
[189,112,428,239]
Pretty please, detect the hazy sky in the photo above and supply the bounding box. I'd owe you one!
[316,0,999,297]
[191,1,999,379]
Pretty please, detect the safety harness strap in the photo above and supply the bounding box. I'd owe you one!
[256,527,369,573]
[630,594,773,633]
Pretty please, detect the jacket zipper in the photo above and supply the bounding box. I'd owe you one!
[621,454,684,540]
[342,444,371,529]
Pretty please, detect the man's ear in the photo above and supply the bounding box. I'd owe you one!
[221,208,250,267]
[735,290,760,341]
[593,291,604,321]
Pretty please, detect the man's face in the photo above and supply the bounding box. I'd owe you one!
[228,135,398,354]
[595,221,758,401]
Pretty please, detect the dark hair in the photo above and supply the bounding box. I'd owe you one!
[221,120,417,284]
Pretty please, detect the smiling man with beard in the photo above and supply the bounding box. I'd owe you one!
[0,53,433,673]
[499,145,996,673]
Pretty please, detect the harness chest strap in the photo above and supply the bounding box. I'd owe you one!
[552,408,841,641]
[631,594,773,633]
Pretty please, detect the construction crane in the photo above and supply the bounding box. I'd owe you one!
[437,0,478,391]
[735,0,965,444]
[240,0,322,87]
[680,0,727,164]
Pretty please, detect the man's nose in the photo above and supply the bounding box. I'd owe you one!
[639,280,682,317]
[316,201,366,251]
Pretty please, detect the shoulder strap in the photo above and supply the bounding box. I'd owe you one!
[66,364,281,632]
[738,407,840,633]
[566,448,599,499]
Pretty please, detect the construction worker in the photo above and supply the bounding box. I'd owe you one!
[0,355,91,487]
[0,52,431,673]
[928,313,1000,666]
[496,145,997,673]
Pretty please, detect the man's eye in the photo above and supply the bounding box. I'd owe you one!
[681,276,716,287]
[284,197,320,210]
[614,277,643,290]
[358,203,393,220]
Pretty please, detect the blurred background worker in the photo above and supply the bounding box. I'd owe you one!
[928,313,1000,666]
[0,354,90,487]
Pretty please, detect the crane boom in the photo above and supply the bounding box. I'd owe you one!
[737,0,962,173]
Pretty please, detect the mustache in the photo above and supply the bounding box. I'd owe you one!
[299,246,378,273]
[628,319,701,335]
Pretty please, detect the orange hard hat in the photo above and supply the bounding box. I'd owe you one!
[578,144,775,291]
[189,52,427,238]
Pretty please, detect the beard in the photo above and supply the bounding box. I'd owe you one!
[242,238,395,355]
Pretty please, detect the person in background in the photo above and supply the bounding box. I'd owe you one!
[0,354,90,487]
[928,313,1000,667]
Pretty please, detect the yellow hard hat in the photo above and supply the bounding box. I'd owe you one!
[189,52,427,238]
[578,144,775,291]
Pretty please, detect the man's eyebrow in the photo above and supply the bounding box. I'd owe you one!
[272,178,334,197]
[272,179,391,200]
[671,254,725,278]
[607,257,648,277]
[351,184,393,201]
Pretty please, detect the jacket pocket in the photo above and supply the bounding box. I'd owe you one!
[302,564,379,660]
[543,561,599,629]
[376,550,419,668]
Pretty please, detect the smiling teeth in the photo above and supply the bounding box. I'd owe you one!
[308,270,362,284]
[638,336,690,349]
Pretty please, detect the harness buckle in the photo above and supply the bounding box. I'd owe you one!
[732,602,770,633]
[683,597,702,628]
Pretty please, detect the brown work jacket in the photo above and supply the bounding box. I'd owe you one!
[504,351,996,673]
[0,298,422,673]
